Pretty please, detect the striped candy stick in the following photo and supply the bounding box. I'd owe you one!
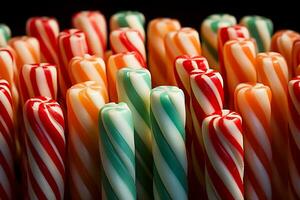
[26,17,59,64]
[57,29,88,98]
[217,25,250,76]
[23,96,65,199]
[147,18,181,86]
[68,54,107,88]
[164,28,202,86]
[201,14,236,67]
[256,52,289,199]
[73,11,107,58]
[19,63,57,103]
[223,39,257,108]
[110,11,145,38]
[0,80,15,200]
[240,15,273,52]
[202,110,244,200]
[8,36,40,71]
[116,67,152,199]
[0,24,11,47]
[150,86,188,200]
[67,81,108,199]
[287,76,300,199]
[292,39,300,75]
[189,69,224,198]
[234,83,272,200]
[174,56,209,199]
[99,102,136,200]
[271,30,300,78]
[174,56,209,148]
[110,28,146,62]
[107,51,145,102]
[0,48,19,113]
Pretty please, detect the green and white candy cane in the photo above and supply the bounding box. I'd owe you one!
[150,86,187,200]
[99,102,136,200]
[240,15,273,52]
[0,24,11,47]
[117,67,153,200]
[201,14,236,67]
[110,11,145,38]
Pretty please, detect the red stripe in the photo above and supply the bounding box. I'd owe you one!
[207,119,236,200]
[119,31,145,62]
[90,16,106,52]
[30,66,41,96]
[44,67,56,99]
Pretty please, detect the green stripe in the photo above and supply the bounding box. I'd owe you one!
[135,131,153,197]
[150,110,187,193]
[248,18,265,52]
[122,71,151,127]
[115,11,145,28]
[99,110,136,199]
[153,165,172,200]
[160,93,185,139]
[102,168,119,200]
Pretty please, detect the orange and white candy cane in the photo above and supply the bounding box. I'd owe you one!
[110,28,146,63]
[73,11,107,58]
[234,83,272,200]
[107,51,146,102]
[292,39,300,75]
[217,25,250,75]
[147,18,181,86]
[0,48,19,112]
[256,52,289,199]
[223,39,257,108]
[8,36,40,71]
[68,54,107,89]
[164,28,202,86]
[67,81,108,199]
[287,76,300,199]
[271,30,300,78]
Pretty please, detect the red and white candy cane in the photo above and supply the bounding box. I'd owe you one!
[110,28,146,63]
[19,63,57,103]
[73,11,107,58]
[8,36,40,71]
[288,76,300,199]
[0,80,15,200]
[190,69,224,198]
[26,17,60,65]
[23,96,65,200]
[202,110,244,200]
[217,25,250,77]
[58,29,88,98]
[174,55,209,198]
[175,55,209,146]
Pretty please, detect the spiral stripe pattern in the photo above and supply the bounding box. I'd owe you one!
[150,86,187,200]
[26,17,60,64]
[202,110,244,200]
[0,80,15,200]
[23,96,65,200]
[99,102,136,200]
[117,67,152,199]
[234,83,272,200]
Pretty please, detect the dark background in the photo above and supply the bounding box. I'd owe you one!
[1,0,299,36]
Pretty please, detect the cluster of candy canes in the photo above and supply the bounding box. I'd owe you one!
[1,10,300,200]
